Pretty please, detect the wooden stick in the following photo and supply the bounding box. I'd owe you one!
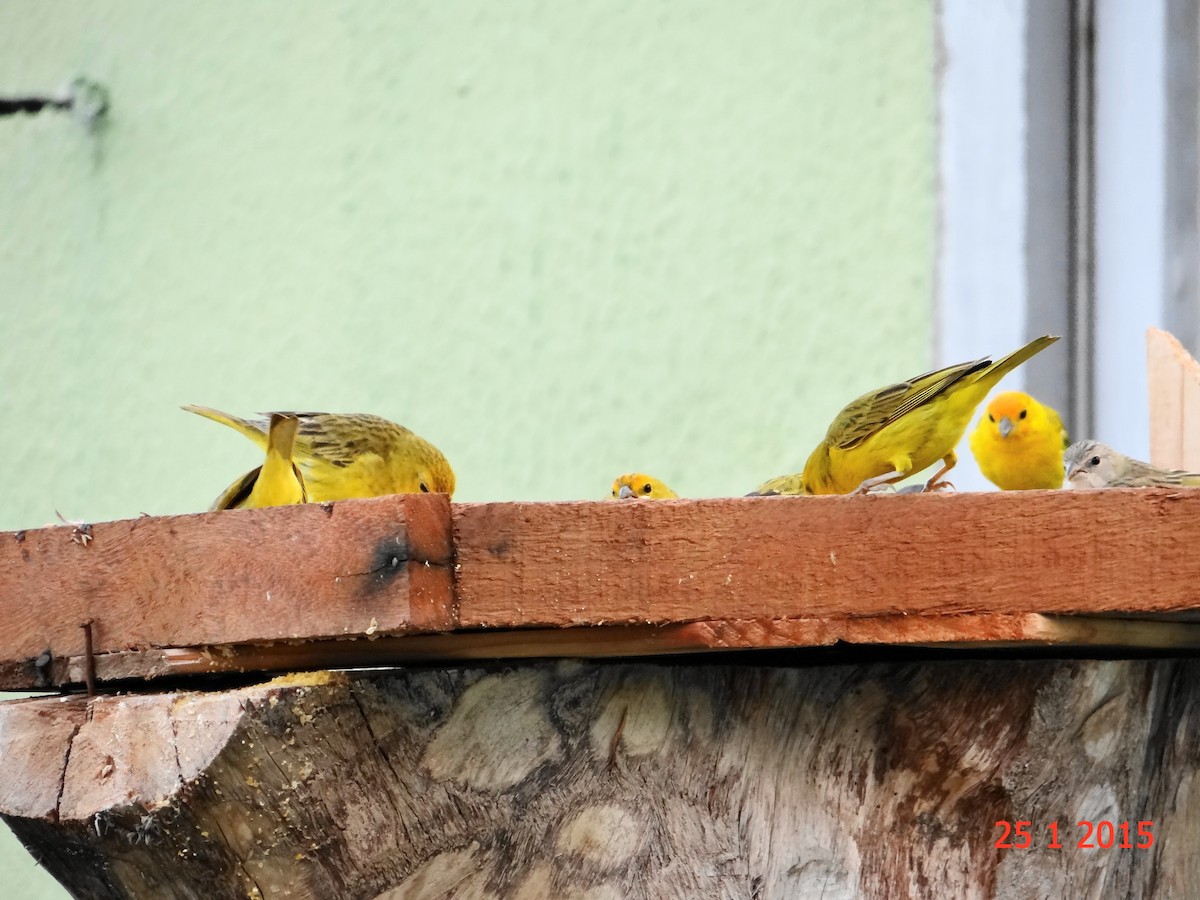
[80,620,95,698]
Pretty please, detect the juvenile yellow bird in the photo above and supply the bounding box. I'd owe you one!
[185,406,455,501]
[969,391,1069,490]
[797,335,1060,494]
[211,414,307,510]
[611,473,678,499]
[1065,440,1200,489]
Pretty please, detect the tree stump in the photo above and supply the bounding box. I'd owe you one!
[2,657,1196,899]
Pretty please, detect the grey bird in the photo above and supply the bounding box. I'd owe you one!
[1064,440,1200,489]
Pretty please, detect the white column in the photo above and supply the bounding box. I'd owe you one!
[1093,0,1168,460]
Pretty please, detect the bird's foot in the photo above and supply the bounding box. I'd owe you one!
[922,479,956,493]
[851,472,904,495]
[864,482,898,495]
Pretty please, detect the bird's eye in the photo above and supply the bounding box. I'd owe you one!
[419,482,429,493]
[642,484,652,494]
[1019,409,1027,419]
[988,414,994,422]
[1089,456,1100,467]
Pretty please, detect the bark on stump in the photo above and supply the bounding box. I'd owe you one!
[2,658,1196,899]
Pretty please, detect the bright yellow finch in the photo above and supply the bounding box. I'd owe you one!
[774,335,1060,495]
[968,391,1069,490]
[210,414,307,510]
[185,406,456,501]
[610,473,678,499]
[1065,440,1200,489]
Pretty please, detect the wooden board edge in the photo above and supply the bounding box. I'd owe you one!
[10,612,1200,691]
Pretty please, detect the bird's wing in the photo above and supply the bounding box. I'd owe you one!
[829,358,991,450]
[258,413,409,468]
[210,467,261,511]
[292,462,309,501]
[1154,464,1200,486]
[1122,458,1200,486]
[1047,407,1070,449]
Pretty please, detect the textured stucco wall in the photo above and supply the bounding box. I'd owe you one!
[0,2,934,893]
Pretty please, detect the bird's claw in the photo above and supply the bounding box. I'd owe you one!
[852,479,905,495]
[923,479,956,493]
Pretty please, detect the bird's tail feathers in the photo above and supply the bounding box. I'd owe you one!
[182,404,267,446]
[978,335,1061,386]
[1128,458,1200,487]
[265,413,300,462]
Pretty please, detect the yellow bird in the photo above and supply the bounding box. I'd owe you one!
[210,414,307,510]
[186,406,455,501]
[1065,440,1200,489]
[798,335,1060,494]
[968,391,1069,490]
[611,473,678,499]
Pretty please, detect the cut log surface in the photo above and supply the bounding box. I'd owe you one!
[2,660,1196,899]
[4,489,1200,688]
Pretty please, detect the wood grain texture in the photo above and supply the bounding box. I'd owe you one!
[452,491,1200,628]
[5,489,1200,688]
[34,614,1200,690]
[1147,326,1200,469]
[3,660,1197,899]
[0,494,453,681]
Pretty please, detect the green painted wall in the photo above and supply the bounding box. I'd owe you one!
[0,1,934,893]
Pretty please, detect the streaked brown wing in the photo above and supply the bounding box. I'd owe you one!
[256,413,412,468]
[829,358,990,450]
[1127,459,1200,486]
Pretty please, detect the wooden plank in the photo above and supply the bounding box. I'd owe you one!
[0,494,454,687]
[1185,369,1200,471]
[1147,326,1200,468]
[26,614,1073,686]
[683,612,1200,650]
[3,660,1197,898]
[6,488,1200,688]
[39,613,1200,689]
[452,491,1200,628]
